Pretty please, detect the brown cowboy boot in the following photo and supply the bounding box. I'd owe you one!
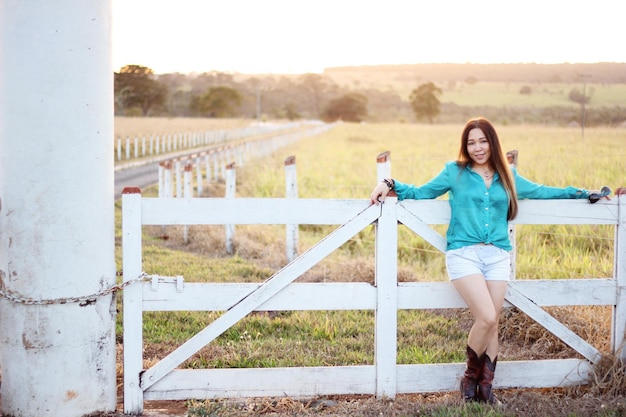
[477,353,500,404]
[460,345,483,402]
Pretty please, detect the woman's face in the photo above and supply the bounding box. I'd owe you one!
[467,127,491,166]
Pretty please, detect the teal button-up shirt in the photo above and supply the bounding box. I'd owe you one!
[394,161,589,251]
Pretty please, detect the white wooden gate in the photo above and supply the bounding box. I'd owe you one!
[122,188,625,414]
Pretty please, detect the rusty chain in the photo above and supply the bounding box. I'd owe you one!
[0,272,148,306]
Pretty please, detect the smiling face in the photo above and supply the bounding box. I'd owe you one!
[466,127,491,168]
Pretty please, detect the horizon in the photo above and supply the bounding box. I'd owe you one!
[112,0,624,75]
[135,61,626,77]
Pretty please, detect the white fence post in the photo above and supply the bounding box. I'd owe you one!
[195,155,203,196]
[614,189,626,359]
[507,150,519,279]
[183,163,194,244]
[375,187,398,398]
[204,153,211,183]
[162,161,173,198]
[212,152,219,181]
[225,162,236,254]
[122,187,145,414]
[175,159,183,197]
[220,150,228,179]
[117,138,122,161]
[125,137,130,160]
[285,155,298,262]
[376,151,391,181]
[158,162,164,198]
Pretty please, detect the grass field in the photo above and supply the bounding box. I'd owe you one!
[438,82,626,108]
[115,120,625,416]
[323,70,626,109]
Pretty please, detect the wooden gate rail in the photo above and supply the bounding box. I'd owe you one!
[122,189,625,414]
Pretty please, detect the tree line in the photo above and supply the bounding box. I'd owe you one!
[114,64,626,126]
[115,65,411,123]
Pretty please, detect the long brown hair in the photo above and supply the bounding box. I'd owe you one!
[457,117,518,220]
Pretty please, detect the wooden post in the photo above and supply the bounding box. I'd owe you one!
[195,155,203,196]
[212,152,219,181]
[237,144,245,166]
[122,188,145,414]
[183,163,194,244]
[175,159,183,197]
[220,150,228,179]
[159,161,173,199]
[376,151,391,181]
[126,137,131,160]
[0,1,116,415]
[614,190,626,359]
[225,162,236,254]
[158,163,164,198]
[285,156,298,262]
[375,196,398,398]
[160,161,173,237]
[507,150,518,168]
[204,153,211,183]
[507,149,519,279]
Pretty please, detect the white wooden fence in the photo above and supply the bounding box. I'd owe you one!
[115,121,316,162]
[157,124,333,199]
[122,186,625,414]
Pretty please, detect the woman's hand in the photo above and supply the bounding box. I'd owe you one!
[370,182,391,205]
[588,186,612,204]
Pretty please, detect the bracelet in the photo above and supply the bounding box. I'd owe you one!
[382,178,394,190]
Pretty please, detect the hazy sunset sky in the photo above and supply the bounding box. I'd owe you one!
[112,0,625,74]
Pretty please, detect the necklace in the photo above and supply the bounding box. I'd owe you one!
[473,167,493,179]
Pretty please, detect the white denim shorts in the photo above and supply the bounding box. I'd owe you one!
[445,244,511,281]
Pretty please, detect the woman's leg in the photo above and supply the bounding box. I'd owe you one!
[453,274,507,402]
[452,274,496,401]
[484,280,508,357]
[477,280,507,404]
[452,274,505,355]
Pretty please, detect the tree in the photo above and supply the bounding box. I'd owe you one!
[114,65,168,116]
[282,103,301,120]
[519,85,532,95]
[409,82,442,124]
[299,73,337,118]
[190,86,243,118]
[568,87,592,105]
[321,93,368,122]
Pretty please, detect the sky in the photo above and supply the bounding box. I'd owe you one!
[112,0,625,75]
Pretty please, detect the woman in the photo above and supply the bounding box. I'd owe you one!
[370,117,594,404]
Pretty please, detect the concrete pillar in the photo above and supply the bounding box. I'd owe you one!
[0,1,116,416]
